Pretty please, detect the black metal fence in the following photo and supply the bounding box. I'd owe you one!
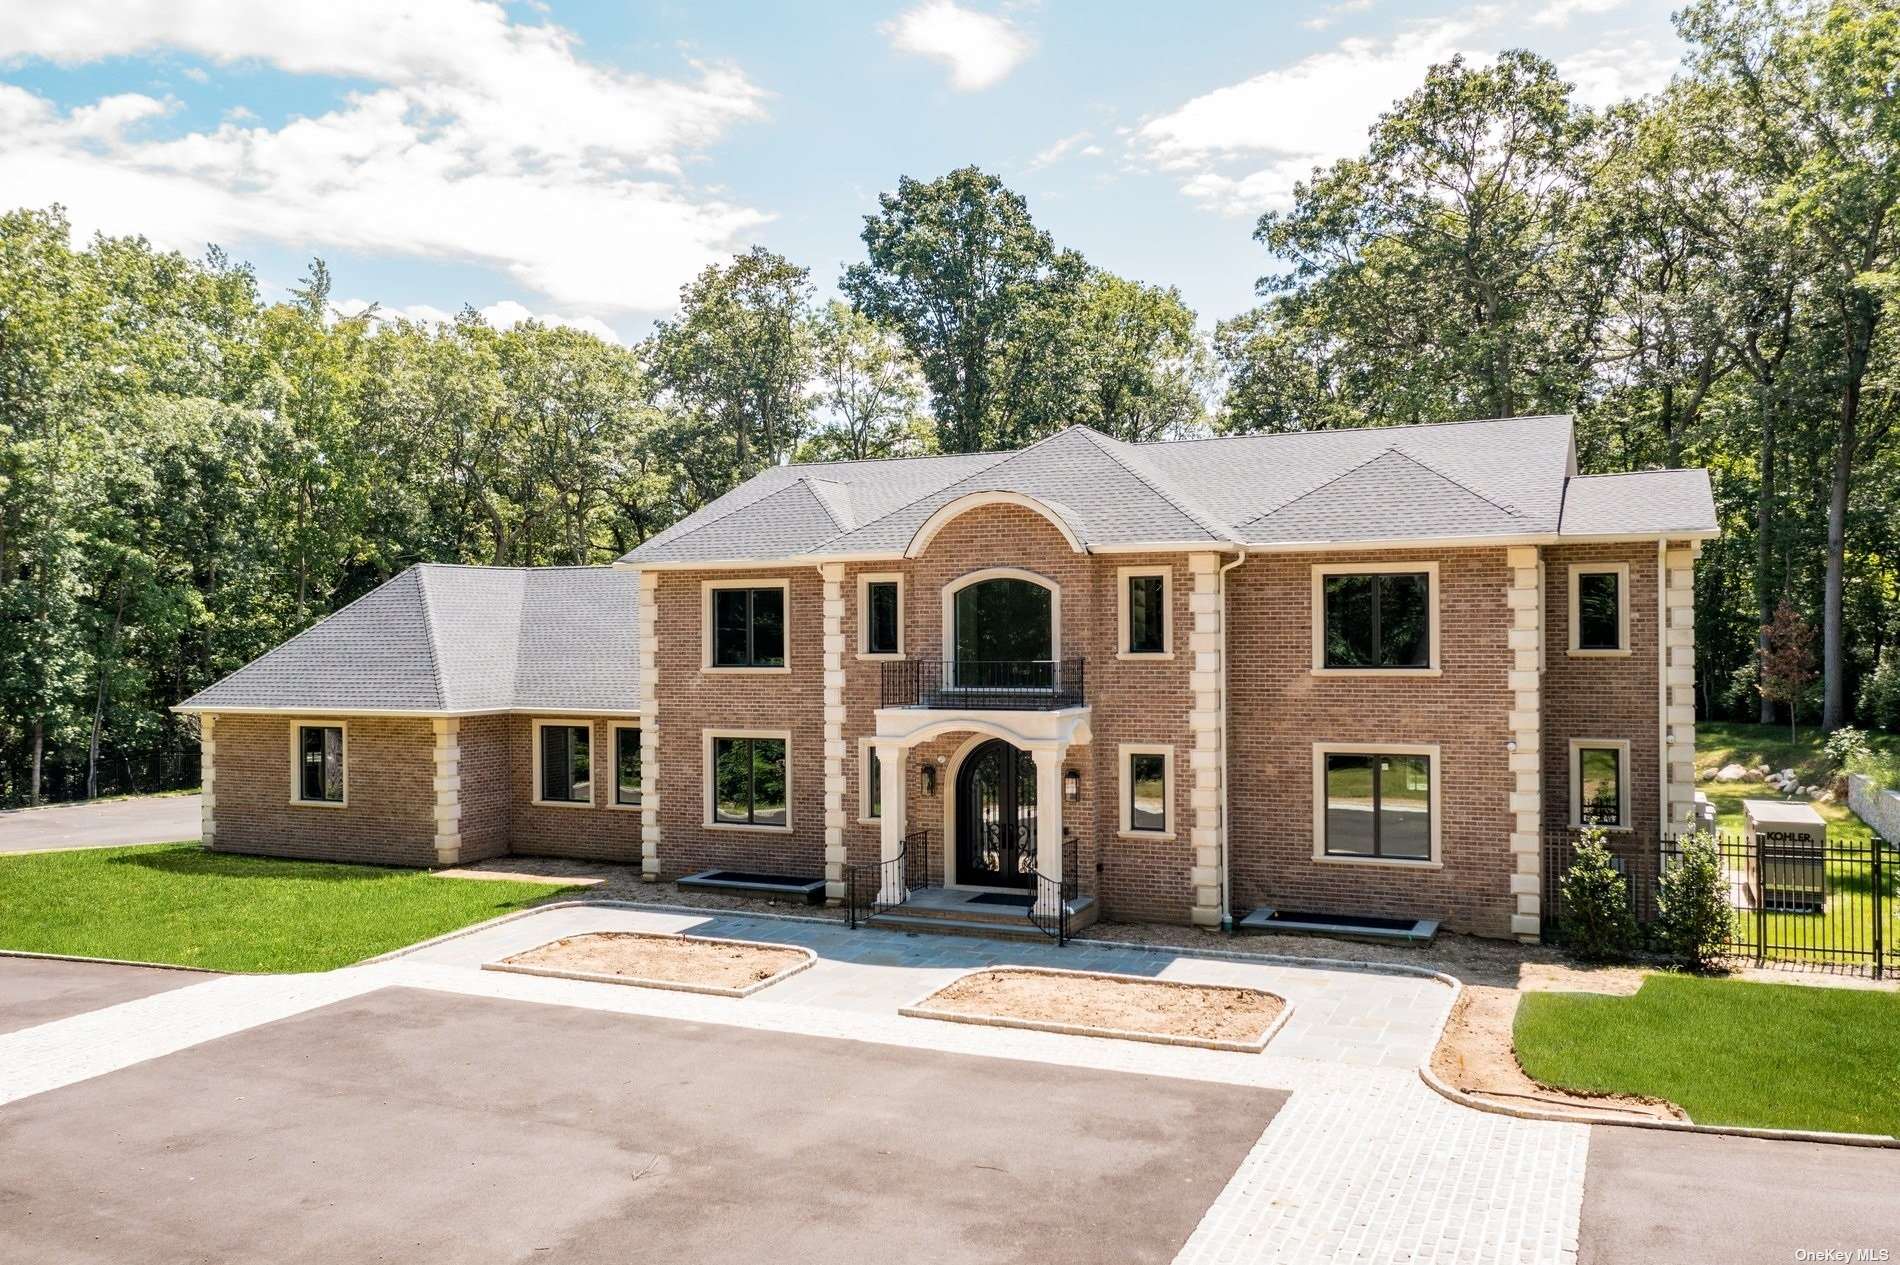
[2,749,201,809]
[1541,829,1895,976]
[881,658,1086,711]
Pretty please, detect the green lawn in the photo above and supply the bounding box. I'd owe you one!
[0,843,576,973]
[1515,974,1900,1137]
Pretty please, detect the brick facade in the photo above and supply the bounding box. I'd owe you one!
[204,504,1688,939]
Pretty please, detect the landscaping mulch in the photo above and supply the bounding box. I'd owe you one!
[916,967,1284,1045]
[500,932,808,991]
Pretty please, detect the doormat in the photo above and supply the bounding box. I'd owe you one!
[968,892,1035,908]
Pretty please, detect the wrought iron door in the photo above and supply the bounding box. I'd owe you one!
[956,738,1038,889]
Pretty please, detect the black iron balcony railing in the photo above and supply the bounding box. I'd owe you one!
[881,658,1086,711]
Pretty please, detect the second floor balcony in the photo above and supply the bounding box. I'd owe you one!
[881,658,1086,711]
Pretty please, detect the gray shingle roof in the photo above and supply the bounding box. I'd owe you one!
[1559,470,1719,538]
[620,415,1709,566]
[178,564,640,714]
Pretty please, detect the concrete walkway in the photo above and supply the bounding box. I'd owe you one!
[0,905,1591,1264]
[0,793,201,853]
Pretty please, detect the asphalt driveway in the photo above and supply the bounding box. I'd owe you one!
[0,985,1284,1265]
[0,793,201,853]
[1579,1124,1900,1264]
[0,956,210,1036]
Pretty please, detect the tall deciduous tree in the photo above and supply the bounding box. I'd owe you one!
[800,301,932,463]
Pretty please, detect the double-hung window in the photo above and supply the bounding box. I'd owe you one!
[1119,744,1172,836]
[707,582,787,669]
[1317,747,1436,862]
[1568,564,1629,655]
[859,575,902,658]
[537,722,592,805]
[293,724,345,805]
[710,734,790,829]
[1315,566,1435,671]
[1570,740,1629,829]
[1119,567,1171,658]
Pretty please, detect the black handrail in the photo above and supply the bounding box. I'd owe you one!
[846,828,935,928]
[1025,866,1078,945]
[881,658,1085,711]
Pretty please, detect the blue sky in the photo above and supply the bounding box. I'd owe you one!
[0,0,1682,342]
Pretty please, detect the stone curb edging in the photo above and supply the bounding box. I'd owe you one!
[0,948,220,974]
[897,964,1294,1054]
[1414,979,1900,1150]
[481,933,817,999]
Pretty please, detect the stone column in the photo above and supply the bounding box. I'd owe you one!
[876,741,907,905]
[821,563,848,903]
[1033,747,1063,917]
[636,570,661,880]
[1505,546,1544,943]
[1663,543,1700,833]
[199,714,217,848]
[1187,552,1224,928]
[432,716,462,866]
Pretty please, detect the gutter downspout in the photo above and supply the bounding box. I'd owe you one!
[1656,539,1669,839]
[1218,546,1248,931]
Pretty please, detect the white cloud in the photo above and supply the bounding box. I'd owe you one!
[1026,129,1092,170]
[0,0,771,314]
[1132,15,1486,216]
[1532,0,1628,28]
[1303,0,1374,33]
[882,1,1033,92]
[1559,38,1678,104]
[335,296,622,343]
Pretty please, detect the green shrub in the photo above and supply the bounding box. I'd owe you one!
[1858,649,1900,732]
[1824,726,1871,768]
[1560,829,1639,961]
[1721,661,1759,717]
[1656,832,1732,969]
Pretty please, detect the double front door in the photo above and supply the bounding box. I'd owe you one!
[956,738,1037,889]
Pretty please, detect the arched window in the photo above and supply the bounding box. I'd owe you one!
[945,570,1057,690]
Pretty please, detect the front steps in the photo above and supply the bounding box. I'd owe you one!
[862,886,1099,942]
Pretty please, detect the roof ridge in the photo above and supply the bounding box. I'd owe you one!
[1239,445,1513,529]
[1076,427,1234,543]
[799,474,858,533]
[1386,445,1523,519]
[803,441,1031,550]
[412,567,453,711]
[632,470,814,558]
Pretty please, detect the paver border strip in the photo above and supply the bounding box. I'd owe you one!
[897,964,1294,1054]
[0,948,220,974]
[480,930,816,998]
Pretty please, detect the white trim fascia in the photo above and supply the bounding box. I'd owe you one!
[607,720,643,811]
[907,491,1086,557]
[287,718,349,809]
[1116,565,1174,660]
[531,717,597,809]
[1309,560,1441,676]
[1117,742,1176,839]
[700,577,793,674]
[1568,737,1633,830]
[1311,741,1443,866]
[941,566,1062,667]
[702,728,795,834]
[1566,561,1631,656]
[855,572,906,660]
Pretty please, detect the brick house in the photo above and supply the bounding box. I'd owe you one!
[178,415,1716,942]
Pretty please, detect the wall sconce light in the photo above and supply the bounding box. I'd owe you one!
[1063,769,1081,800]
[1506,739,1518,753]
[921,766,937,797]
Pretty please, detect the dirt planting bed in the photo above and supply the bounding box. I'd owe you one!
[487,932,813,997]
[904,967,1288,1052]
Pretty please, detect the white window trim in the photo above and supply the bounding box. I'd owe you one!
[287,719,349,809]
[607,720,643,811]
[940,567,1062,669]
[1569,737,1633,831]
[702,728,794,833]
[1116,566,1174,660]
[857,736,883,824]
[856,572,906,661]
[701,577,793,674]
[1311,742,1443,867]
[532,718,597,809]
[1309,561,1441,677]
[1117,743,1175,839]
[1567,562,1631,657]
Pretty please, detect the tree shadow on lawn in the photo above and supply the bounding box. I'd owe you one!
[106,845,437,886]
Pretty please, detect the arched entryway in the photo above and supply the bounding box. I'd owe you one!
[954,737,1038,889]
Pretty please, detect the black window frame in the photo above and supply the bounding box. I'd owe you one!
[864,579,901,656]
[865,746,882,820]
[711,735,789,828]
[615,725,642,807]
[1126,750,1168,834]
[295,724,345,804]
[1126,572,1167,655]
[1321,751,1434,861]
[1576,744,1624,828]
[710,584,787,668]
[1321,570,1432,670]
[538,722,592,805]
[1574,569,1623,652]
